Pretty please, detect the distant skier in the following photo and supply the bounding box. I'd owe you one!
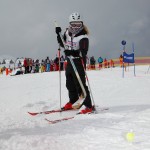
[56,12,93,114]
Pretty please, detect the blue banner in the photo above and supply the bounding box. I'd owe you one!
[123,52,135,63]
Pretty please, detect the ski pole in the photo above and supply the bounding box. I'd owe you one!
[80,58,97,112]
[54,21,87,98]
[147,65,150,74]
[58,46,62,110]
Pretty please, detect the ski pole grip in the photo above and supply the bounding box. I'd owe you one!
[54,20,67,49]
[54,21,58,27]
[54,21,62,35]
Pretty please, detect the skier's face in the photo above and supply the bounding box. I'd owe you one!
[70,21,82,28]
[69,21,83,34]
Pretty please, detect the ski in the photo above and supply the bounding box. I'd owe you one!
[45,107,109,124]
[28,98,84,116]
[28,106,109,116]
[28,108,76,116]
[45,116,74,124]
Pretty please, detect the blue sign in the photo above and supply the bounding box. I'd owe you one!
[123,52,134,63]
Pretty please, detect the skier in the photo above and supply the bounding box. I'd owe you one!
[56,12,93,114]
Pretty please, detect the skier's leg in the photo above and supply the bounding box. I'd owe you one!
[72,61,92,108]
[74,71,93,114]
[65,64,79,104]
[78,74,92,108]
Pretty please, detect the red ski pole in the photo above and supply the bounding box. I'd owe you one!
[58,46,62,111]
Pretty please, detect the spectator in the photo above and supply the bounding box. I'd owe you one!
[98,56,103,69]
[31,60,35,73]
[26,58,30,73]
[108,61,110,68]
[0,67,2,74]
[119,54,123,67]
[18,61,22,68]
[45,57,50,72]
[90,56,96,69]
[40,60,45,73]
[24,58,28,74]
[54,55,59,71]
[60,55,65,71]
[11,68,23,76]
[29,59,33,73]
[110,59,115,68]
[104,58,108,68]
[50,59,54,71]
[35,59,40,73]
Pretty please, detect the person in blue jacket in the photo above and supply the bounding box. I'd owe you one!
[98,56,103,69]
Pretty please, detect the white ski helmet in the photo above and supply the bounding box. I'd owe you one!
[69,12,82,23]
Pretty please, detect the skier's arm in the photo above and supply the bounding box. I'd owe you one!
[57,35,63,47]
[79,38,89,57]
[79,38,89,68]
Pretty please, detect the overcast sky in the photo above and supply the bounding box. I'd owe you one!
[0,0,150,60]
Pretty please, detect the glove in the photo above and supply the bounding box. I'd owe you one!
[55,27,61,35]
[64,50,80,57]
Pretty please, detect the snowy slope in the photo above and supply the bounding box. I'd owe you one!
[0,65,150,150]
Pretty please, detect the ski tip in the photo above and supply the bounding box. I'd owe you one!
[28,112,38,116]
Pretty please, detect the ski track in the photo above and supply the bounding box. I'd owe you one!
[0,65,150,150]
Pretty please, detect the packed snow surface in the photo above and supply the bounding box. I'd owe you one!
[0,65,150,150]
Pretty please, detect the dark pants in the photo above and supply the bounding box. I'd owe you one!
[65,58,92,108]
[25,66,29,74]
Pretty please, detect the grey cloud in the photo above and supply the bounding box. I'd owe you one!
[0,0,150,60]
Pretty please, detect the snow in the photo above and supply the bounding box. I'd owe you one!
[0,65,150,150]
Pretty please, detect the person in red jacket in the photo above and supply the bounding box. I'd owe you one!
[24,58,28,74]
[104,58,108,68]
[110,59,115,68]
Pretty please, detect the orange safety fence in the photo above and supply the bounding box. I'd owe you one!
[87,57,150,70]
[113,57,150,66]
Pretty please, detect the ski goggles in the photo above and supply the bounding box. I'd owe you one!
[70,22,83,28]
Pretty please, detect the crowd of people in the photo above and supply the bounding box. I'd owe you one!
[22,56,117,74]
[23,55,65,74]
[0,55,121,76]
[88,56,115,70]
